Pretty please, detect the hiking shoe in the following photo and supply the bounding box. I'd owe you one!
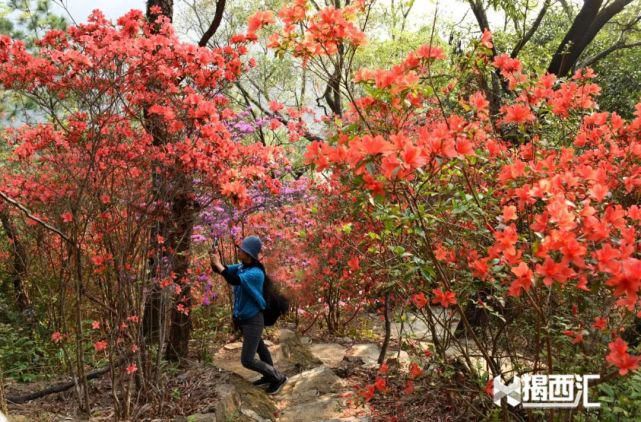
[252,376,271,388]
[266,375,287,395]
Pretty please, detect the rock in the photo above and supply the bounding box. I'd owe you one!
[384,350,411,367]
[309,343,347,368]
[335,356,365,378]
[279,365,345,401]
[223,342,243,351]
[213,372,277,422]
[388,310,460,342]
[278,394,342,422]
[6,415,31,422]
[342,356,365,364]
[279,332,323,372]
[278,328,297,341]
[344,344,381,368]
[240,407,271,422]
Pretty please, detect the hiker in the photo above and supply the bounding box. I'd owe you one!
[209,235,288,395]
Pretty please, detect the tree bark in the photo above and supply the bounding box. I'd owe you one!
[547,0,633,76]
[5,360,121,404]
[164,176,195,361]
[198,0,227,47]
[142,0,175,347]
[142,0,235,362]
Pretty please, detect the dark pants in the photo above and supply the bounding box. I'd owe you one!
[237,311,283,382]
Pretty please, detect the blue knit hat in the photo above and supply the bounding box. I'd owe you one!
[239,235,262,261]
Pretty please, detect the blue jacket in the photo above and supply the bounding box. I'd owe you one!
[223,263,266,320]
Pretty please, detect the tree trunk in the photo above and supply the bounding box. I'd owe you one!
[142,0,174,343]
[0,211,33,322]
[165,175,196,361]
[378,291,391,364]
[548,0,633,76]
[142,0,199,363]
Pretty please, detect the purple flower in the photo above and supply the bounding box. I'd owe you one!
[191,234,207,243]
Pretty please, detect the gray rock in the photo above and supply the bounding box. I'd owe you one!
[279,365,345,401]
[279,333,323,372]
[309,343,348,368]
[213,373,277,421]
[278,328,297,341]
[344,344,381,368]
[277,394,343,422]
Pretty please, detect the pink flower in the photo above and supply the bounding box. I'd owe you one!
[91,320,101,330]
[480,29,493,49]
[94,340,108,352]
[61,212,73,223]
[126,363,138,375]
[51,331,63,343]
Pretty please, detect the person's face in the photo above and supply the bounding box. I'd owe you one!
[238,248,254,264]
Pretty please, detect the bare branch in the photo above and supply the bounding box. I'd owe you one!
[197,0,227,47]
[0,191,73,244]
[579,40,641,67]
[235,82,324,142]
[511,0,551,58]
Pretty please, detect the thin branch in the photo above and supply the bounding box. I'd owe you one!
[235,82,324,142]
[197,0,227,47]
[511,0,551,58]
[579,40,641,67]
[6,358,125,404]
[0,191,72,244]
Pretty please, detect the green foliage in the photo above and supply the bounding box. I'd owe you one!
[0,294,61,382]
[355,25,442,71]
[597,370,641,420]
[0,323,52,382]
[190,302,233,363]
[592,51,641,119]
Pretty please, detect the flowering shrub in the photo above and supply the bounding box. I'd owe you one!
[0,9,282,417]
[253,1,641,413]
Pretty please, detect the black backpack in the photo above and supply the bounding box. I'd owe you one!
[258,263,290,326]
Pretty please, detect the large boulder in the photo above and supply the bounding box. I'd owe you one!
[279,365,345,401]
[277,394,343,422]
[178,371,277,422]
[277,329,323,372]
